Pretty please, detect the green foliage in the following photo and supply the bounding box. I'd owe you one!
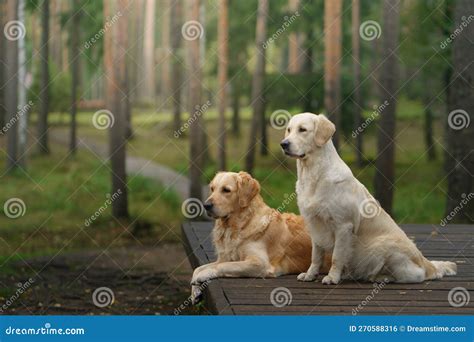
[265,71,368,135]
[29,61,72,113]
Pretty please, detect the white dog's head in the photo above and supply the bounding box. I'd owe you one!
[280,113,335,159]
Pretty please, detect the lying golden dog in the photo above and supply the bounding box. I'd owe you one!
[190,171,330,302]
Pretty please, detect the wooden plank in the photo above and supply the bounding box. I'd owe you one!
[181,222,474,315]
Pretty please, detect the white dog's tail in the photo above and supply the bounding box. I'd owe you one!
[426,260,457,279]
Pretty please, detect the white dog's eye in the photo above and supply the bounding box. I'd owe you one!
[299,127,307,132]
[287,128,291,133]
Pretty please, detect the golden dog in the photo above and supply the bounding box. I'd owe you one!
[190,171,330,302]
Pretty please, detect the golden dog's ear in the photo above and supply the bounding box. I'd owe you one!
[237,171,260,208]
[314,114,336,147]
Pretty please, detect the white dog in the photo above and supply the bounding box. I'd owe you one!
[280,112,457,284]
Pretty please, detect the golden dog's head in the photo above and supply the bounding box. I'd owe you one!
[204,171,260,219]
[280,113,335,159]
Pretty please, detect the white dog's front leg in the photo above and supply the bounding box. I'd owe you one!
[297,242,324,282]
[322,223,353,285]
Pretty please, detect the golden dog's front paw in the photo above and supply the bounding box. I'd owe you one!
[191,269,218,285]
[191,285,203,305]
[322,274,340,285]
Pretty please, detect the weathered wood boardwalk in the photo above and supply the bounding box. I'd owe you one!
[182,222,473,315]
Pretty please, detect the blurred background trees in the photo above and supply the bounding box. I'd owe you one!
[0,0,472,234]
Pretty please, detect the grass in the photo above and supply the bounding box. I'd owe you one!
[0,144,182,263]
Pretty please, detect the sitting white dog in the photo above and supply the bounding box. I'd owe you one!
[280,112,457,284]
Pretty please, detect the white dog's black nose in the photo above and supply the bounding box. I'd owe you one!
[280,140,290,150]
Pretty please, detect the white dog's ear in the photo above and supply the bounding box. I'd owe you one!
[237,171,260,208]
[314,115,336,147]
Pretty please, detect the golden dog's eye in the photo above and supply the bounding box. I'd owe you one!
[222,187,231,193]
[299,127,307,132]
[210,186,214,192]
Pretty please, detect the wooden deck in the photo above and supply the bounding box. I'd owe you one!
[182,221,474,315]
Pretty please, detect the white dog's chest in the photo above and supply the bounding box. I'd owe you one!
[297,183,333,222]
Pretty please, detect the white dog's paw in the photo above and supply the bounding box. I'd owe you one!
[191,269,217,285]
[297,272,318,282]
[191,285,203,305]
[322,274,340,285]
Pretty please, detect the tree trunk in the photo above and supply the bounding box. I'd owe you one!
[231,82,240,136]
[142,0,156,104]
[287,0,303,74]
[5,0,19,172]
[188,0,204,200]
[170,0,182,133]
[217,0,229,171]
[444,0,474,223]
[260,101,268,156]
[245,0,269,173]
[422,75,436,162]
[302,25,314,112]
[352,0,363,166]
[104,0,129,218]
[324,0,342,150]
[374,0,400,216]
[70,0,80,154]
[129,0,144,103]
[37,0,50,154]
[17,0,28,168]
[161,0,171,107]
[0,0,6,129]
